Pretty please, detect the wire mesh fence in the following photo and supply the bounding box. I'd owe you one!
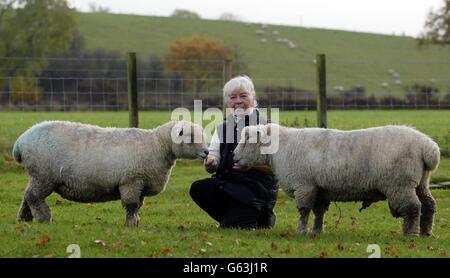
[1,56,450,111]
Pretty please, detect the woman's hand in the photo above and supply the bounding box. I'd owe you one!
[251,165,273,175]
[204,155,219,173]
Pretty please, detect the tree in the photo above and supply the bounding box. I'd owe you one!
[88,2,110,13]
[171,9,201,19]
[218,12,242,22]
[418,0,450,45]
[163,35,234,97]
[0,0,76,77]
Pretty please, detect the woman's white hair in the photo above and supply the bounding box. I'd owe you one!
[223,75,258,107]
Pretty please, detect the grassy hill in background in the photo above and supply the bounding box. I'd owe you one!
[76,13,450,98]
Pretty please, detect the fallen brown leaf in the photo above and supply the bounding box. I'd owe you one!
[319,251,328,258]
[408,242,417,249]
[162,248,173,257]
[271,242,278,250]
[280,231,295,238]
[337,243,344,251]
[280,248,293,254]
[35,234,50,248]
[385,245,397,255]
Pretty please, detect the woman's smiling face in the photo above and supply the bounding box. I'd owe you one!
[226,90,254,111]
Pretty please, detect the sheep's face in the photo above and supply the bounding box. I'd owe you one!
[233,125,270,170]
[171,121,209,160]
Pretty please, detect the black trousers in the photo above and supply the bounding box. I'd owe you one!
[190,178,268,229]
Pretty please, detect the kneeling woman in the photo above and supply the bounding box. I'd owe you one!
[190,76,278,229]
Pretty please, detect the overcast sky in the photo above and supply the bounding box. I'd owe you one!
[68,0,443,37]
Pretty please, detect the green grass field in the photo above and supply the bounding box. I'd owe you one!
[76,13,450,97]
[0,110,449,258]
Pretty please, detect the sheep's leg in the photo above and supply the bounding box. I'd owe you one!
[294,186,317,235]
[387,189,421,236]
[416,185,436,236]
[119,182,144,227]
[135,195,146,224]
[22,178,53,223]
[17,198,33,222]
[312,200,330,235]
[297,208,310,235]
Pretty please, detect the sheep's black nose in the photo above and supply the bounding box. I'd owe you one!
[203,150,209,155]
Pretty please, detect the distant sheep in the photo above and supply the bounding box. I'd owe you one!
[287,41,297,49]
[233,124,440,236]
[276,38,288,43]
[13,120,208,226]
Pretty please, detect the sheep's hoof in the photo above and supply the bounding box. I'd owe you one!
[311,230,322,236]
[125,218,139,227]
[420,232,433,237]
[404,232,419,237]
[35,218,52,224]
[17,216,33,222]
[125,221,138,227]
[297,229,309,236]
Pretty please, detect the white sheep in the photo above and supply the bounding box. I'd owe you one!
[287,41,297,49]
[13,120,208,226]
[233,124,440,236]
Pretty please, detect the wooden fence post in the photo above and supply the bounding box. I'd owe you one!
[316,54,327,128]
[222,59,232,117]
[127,52,138,128]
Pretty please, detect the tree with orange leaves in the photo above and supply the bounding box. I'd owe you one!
[163,35,234,98]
